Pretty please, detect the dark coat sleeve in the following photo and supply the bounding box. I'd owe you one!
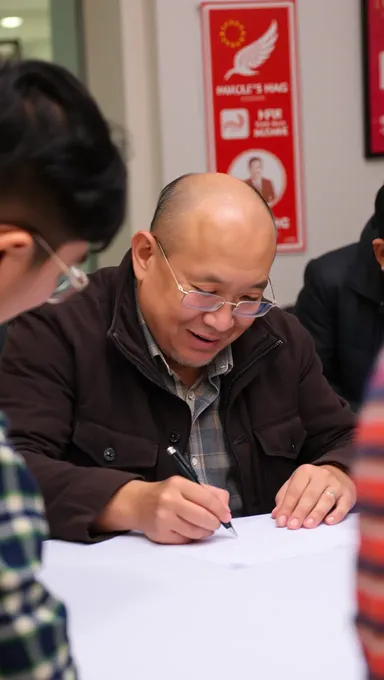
[292,315,355,471]
[0,312,137,543]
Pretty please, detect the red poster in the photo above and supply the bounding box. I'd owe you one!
[201,1,305,252]
[363,0,384,157]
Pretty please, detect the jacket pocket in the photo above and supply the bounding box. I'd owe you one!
[253,415,307,460]
[72,419,158,471]
[252,415,308,510]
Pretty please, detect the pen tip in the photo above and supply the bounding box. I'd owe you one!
[229,525,238,537]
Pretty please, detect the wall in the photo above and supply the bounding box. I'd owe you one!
[118,0,162,249]
[82,0,384,301]
[82,0,130,269]
[82,0,162,269]
[51,0,82,76]
[153,0,384,305]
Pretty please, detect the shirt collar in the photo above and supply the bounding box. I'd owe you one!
[136,296,233,379]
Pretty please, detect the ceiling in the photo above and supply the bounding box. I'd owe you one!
[0,0,51,55]
[0,0,48,11]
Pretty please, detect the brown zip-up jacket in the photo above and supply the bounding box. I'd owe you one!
[0,252,355,543]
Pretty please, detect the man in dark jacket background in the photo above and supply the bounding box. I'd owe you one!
[295,186,384,411]
[0,173,356,545]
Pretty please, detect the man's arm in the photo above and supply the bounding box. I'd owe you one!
[0,421,76,678]
[355,349,384,679]
[0,311,135,543]
[271,315,356,530]
[294,317,355,470]
[295,258,341,395]
[0,312,233,547]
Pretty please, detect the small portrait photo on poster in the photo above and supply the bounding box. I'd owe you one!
[228,149,287,208]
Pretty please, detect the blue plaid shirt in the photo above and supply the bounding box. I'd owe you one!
[0,413,76,679]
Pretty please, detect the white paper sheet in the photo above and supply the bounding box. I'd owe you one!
[171,513,358,568]
[41,512,364,680]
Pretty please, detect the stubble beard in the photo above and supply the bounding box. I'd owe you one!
[169,349,215,369]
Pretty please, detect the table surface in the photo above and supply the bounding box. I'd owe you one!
[40,514,365,680]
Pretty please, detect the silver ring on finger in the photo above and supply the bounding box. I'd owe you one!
[324,489,337,502]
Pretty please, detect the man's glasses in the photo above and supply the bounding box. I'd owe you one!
[156,239,276,319]
[34,234,89,304]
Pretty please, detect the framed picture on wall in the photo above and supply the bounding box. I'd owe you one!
[362,0,384,158]
[0,40,21,61]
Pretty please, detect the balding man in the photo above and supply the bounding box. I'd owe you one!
[0,173,356,544]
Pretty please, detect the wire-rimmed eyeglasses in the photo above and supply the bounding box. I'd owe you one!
[156,238,276,318]
[34,234,89,304]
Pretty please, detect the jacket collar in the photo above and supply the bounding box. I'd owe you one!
[346,216,384,304]
[108,250,282,381]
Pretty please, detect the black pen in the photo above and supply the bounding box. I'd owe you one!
[167,446,238,537]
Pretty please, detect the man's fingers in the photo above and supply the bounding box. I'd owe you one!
[272,481,289,518]
[201,483,230,506]
[166,531,192,545]
[285,481,341,530]
[299,487,340,529]
[172,515,214,541]
[272,465,355,532]
[180,479,231,523]
[274,468,311,527]
[174,497,221,532]
[324,494,352,526]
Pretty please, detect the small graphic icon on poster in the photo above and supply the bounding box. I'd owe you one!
[220,108,250,139]
[224,20,278,80]
[228,149,287,207]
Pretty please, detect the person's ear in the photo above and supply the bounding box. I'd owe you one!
[373,238,384,269]
[0,228,34,267]
[131,231,157,282]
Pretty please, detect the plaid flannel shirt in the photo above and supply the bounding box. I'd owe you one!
[0,412,76,679]
[138,306,243,514]
[356,347,384,680]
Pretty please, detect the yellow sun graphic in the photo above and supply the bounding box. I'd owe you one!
[219,20,246,49]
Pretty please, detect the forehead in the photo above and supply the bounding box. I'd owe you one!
[179,250,273,286]
[170,231,275,286]
[176,200,274,249]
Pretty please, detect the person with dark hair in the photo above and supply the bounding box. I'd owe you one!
[0,59,126,678]
[0,172,356,550]
[295,185,384,411]
[244,156,275,204]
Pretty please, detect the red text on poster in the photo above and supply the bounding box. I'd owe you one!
[201,1,305,252]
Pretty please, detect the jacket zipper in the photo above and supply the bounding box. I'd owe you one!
[223,339,283,511]
[113,329,283,507]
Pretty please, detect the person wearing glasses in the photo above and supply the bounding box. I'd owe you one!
[0,60,126,677]
[0,172,355,547]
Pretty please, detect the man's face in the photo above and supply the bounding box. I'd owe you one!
[250,160,262,182]
[134,205,276,369]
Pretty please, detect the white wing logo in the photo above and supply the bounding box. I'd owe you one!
[224,21,278,81]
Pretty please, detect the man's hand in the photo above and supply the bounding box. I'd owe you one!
[95,476,231,544]
[271,464,356,530]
